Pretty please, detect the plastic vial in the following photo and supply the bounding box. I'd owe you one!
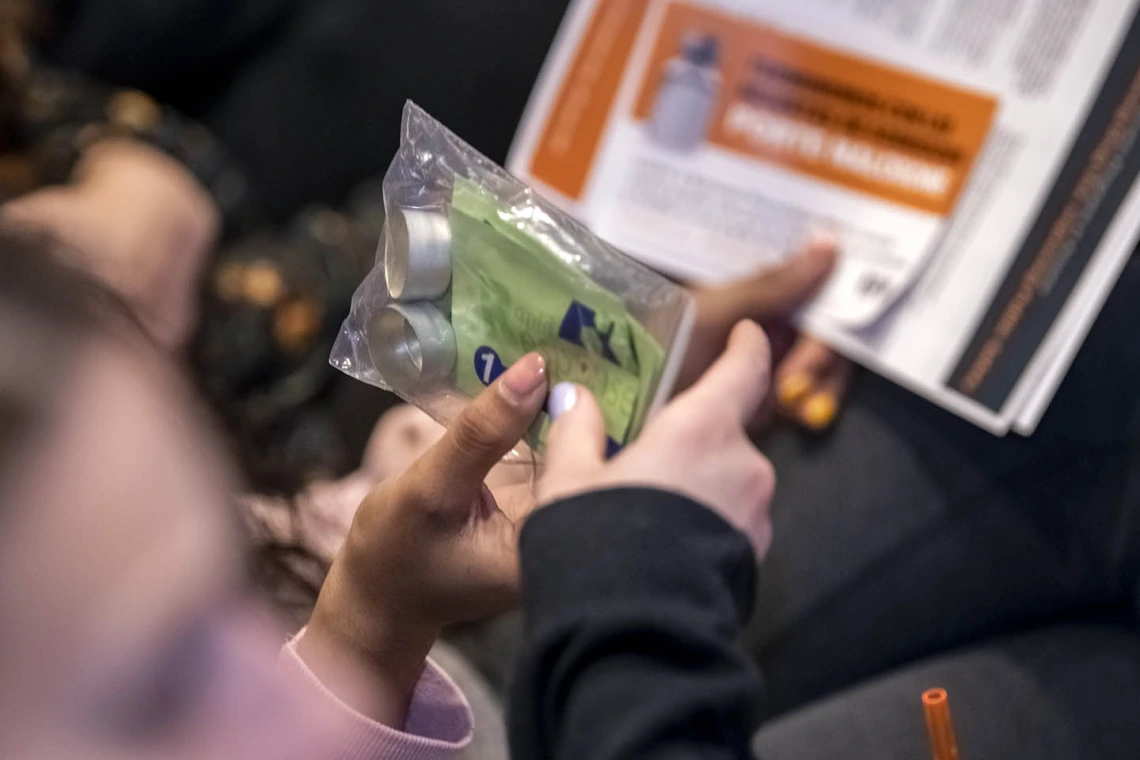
[648,33,722,152]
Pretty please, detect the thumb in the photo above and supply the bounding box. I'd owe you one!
[544,384,607,478]
[413,352,547,506]
[681,320,772,425]
[718,236,837,320]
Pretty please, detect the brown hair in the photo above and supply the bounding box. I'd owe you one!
[0,227,326,622]
[0,1,36,118]
[0,0,38,197]
[0,225,120,473]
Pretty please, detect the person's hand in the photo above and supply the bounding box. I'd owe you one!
[2,139,219,349]
[298,353,547,726]
[541,321,775,558]
[682,238,853,432]
[773,333,853,431]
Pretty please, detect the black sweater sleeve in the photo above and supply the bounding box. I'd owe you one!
[510,488,761,759]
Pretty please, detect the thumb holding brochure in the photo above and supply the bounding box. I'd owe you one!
[681,237,853,432]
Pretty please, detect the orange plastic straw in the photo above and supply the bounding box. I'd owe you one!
[922,688,960,760]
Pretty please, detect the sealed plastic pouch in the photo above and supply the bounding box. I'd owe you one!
[331,103,695,456]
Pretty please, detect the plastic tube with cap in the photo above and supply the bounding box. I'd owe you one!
[923,688,960,760]
[367,302,456,391]
[385,208,453,301]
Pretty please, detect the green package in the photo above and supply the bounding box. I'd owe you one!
[444,179,665,453]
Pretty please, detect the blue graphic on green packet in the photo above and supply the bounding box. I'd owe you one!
[445,178,665,453]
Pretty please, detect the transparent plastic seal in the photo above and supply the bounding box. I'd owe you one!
[331,102,696,457]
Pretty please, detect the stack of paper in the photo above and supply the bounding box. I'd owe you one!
[508,0,1140,435]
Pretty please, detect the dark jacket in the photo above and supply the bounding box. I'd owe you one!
[513,488,761,759]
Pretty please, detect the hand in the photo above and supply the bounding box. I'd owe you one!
[681,237,852,432]
[773,335,854,432]
[298,353,547,726]
[541,321,776,558]
[2,139,219,349]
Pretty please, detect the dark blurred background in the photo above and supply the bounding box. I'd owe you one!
[45,1,569,219]
[27,0,574,493]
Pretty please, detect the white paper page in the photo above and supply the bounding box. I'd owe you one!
[509,0,1140,434]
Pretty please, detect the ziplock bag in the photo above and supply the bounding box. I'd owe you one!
[330,102,695,457]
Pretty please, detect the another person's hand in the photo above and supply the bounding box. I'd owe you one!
[541,321,776,559]
[2,139,219,349]
[682,238,853,432]
[298,353,547,726]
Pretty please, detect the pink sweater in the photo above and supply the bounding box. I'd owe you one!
[278,634,474,760]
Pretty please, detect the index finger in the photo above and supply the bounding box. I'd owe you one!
[678,320,772,424]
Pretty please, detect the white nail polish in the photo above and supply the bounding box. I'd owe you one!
[548,383,578,419]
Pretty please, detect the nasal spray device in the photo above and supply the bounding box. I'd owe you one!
[331,103,696,458]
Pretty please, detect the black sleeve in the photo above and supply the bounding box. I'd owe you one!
[510,488,762,759]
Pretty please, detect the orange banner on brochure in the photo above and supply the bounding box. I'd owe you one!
[632,2,998,215]
[529,0,654,201]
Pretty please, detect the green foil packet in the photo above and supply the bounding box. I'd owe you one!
[447,179,664,452]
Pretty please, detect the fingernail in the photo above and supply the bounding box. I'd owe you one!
[778,373,812,408]
[801,393,838,430]
[548,382,578,420]
[499,353,546,404]
[808,229,838,252]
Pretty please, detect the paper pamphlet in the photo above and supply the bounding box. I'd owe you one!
[508,0,1140,435]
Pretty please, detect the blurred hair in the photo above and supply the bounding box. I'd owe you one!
[0,0,33,104]
[0,225,324,619]
[0,226,119,330]
[0,0,37,158]
[0,226,125,468]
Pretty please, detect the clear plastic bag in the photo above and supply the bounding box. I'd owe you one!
[330,102,695,457]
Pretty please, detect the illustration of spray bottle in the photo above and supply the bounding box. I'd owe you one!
[648,33,722,152]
